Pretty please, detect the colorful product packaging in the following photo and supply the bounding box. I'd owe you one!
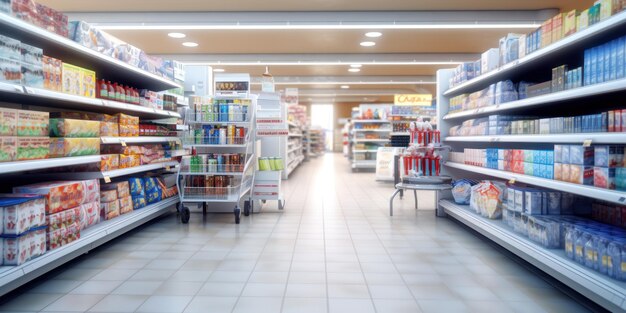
[46,221,80,251]
[49,138,100,157]
[0,195,45,235]
[0,108,18,136]
[3,227,46,265]
[100,154,119,171]
[16,137,49,161]
[119,154,141,169]
[115,113,139,126]
[594,167,616,189]
[119,196,133,215]
[131,195,146,210]
[17,110,49,137]
[46,207,80,231]
[100,199,120,220]
[101,181,130,199]
[14,180,100,214]
[78,201,100,230]
[49,119,100,138]
[119,124,139,137]
[42,56,62,92]
[100,189,117,203]
[0,137,17,162]
[100,122,119,137]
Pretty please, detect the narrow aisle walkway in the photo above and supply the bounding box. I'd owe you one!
[0,154,590,313]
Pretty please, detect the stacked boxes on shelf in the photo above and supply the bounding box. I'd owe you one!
[9,0,69,37]
[49,116,101,158]
[100,181,131,221]
[465,148,555,179]
[0,108,49,162]
[0,195,46,265]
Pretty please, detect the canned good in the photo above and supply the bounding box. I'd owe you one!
[274,157,284,170]
[259,157,271,171]
[207,158,217,173]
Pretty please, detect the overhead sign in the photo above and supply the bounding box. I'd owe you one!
[394,94,433,106]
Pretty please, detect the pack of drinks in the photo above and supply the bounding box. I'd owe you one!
[192,97,250,122]
[194,125,246,145]
[188,154,244,173]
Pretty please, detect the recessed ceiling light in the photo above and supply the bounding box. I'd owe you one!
[182,42,198,47]
[360,41,376,47]
[365,32,382,38]
[213,68,225,72]
[341,85,350,89]
[348,68,361,73]
[168,32,186,38]
[350,64,362,68]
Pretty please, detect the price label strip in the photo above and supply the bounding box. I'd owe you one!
[104,176,112,183]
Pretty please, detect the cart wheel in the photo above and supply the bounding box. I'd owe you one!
[202,202,207,215]
[243,201,251,216]
[261,200,266,204]
[278,200,285,210]
[177,202,184,214]
[234,206,241,224]
[181,207,190,224]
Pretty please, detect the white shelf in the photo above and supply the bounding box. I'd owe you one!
[444,79,626,120]
[288,133,303,137]
[440,200,626,312]
[0,14,179,91]
[390,132,411,136]
[388,114,419,118]
[444,162,626,205]
[29,161,179,180]
[353,139,389,143]
[184,143,248,149]
[186,120,250,126]
[288,145,303,154]
[443,10,626,97]
[0,156,101,175]
[288,121,299,128]
[170,150,190,157]
[0,82,180,119]
[352,160,377,168]
[445,133,626,144]
[101,136,181,144]
[0,197,178,297]
[352,129,392,132]
[352,120,390,123]
[353,149,378,153]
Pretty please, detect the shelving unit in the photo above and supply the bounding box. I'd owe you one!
[101,136,181,144]
[309,129,326,158]
[435,11,626,313]
[351,119,390,171]
[0,11,182,298]
[284,115,305,179]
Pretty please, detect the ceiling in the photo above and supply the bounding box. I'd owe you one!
[40,0,595,105]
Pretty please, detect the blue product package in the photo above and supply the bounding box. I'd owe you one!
[618,37,625,80]
[524,162,534,176]
[143,177,157,193]
[554,145,562,163]
[128,178,144,197]
[145,188,161,204]
[532,163,541,177]
[601,112,608,132]
[600,44,607,84]
[591,46,598,85]
[131,195,147,209]
[546,192,561,215]
[524,189,543,215]
[584,49,591,86]
[546,150,554,165]
[611,40,618,81]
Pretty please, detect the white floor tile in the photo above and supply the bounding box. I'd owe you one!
[88,294,148,312]
[136,295,192,313]
[232,297,283,313]
[282,298,327,313]
[183,296,237,313]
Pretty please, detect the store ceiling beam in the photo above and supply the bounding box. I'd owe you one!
[68,10,557,30]
[157,53,478,66]
[249,75,435,85]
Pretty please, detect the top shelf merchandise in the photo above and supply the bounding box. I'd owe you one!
[445,4,626,98]
[0,1,180,91]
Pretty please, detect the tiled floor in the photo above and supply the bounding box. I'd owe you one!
[0,153,592,313]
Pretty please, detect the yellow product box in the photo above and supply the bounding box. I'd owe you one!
[541,19,553,48]
[49,138,100,157]
[119,196,133,215]
[119,154,140,169]
[578,9,590,31]
[80,68,96,98]
[115,113,139,126]
[551,13,565,42]
[17,137,49,161]
[0,137,17,162]
[49,119,100,138]
[563,10,578,37]
[100,154,119,171]
[0,108,18,136]
[17,110,49,137]
[600,0,613,19]
[119,124,139,137]
[100,122,119,137]
[62,63,82,96]
[43,56,63,92]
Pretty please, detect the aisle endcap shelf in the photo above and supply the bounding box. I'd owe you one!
[444,133,626,144]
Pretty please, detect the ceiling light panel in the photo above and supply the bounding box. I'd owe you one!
[182,42,198,47]
[359,41,376,47]
[167,32,186,38]
[348,68,361,72]
[365,32,382,37]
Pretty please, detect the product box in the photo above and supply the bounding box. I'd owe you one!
[100,189,117,203]
[541,18,553,48]
[0,195,45,235]
[131,195,146,210]
[551,13,565,42]
[100,199,120,220]
[115,113,139,126]
[514,188,525,212]
[481,48,500,74]
[49,119,100,138]
[80,68,96,98]
[570,165,594,185]
[14,180,100,214]
[42,56,62,92]
[599,0,613,20]
[119,124,139,137]
[46,221,80,251]
[100,122,119,137]
[21,62,43,88]
[100,154,119,172]
[20,43,42,66]
[0,35,21,62]
[569,145,594,165]
[62,63,81,96]
[17,110,49,137]
[562,164,571,182]
[16,137,49,161]
[79,201,100,230]
[554,163,563,180]
[0,57,22,84]
[46,207,80,231]
[518,34,527,59]
[0,137,17,162]
[101,181,130,199]
[525,189,543,215]
[564,10,578,37]
[49,138,100,157]
[594,167,616,189]
[119,196,133,215]
[3,228,46,266]
[618,37,625,80]
[0,108,18,136]
[119,154,140,169]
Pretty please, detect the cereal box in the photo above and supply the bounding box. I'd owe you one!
[17,110,48,137]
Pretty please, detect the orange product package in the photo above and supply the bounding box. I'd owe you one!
[119,124,139,137]
[14,179,100,214]
[119,154,141,169]
[115,113,139,126]
[100,154,120,171]
[119,196,133,215]
[101,199,120,220]
[100,122,119,137]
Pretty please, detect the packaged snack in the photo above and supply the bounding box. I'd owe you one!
[451,179,476,205]
[115,113,139,126]
[80,68,96,98]
[79,201,100,230]
[0,35,21,61]
[570,165,594,185]
[101,145,143,155]
[16,137,49,161]
[119,196,133,215]
[594,167,616,189]
[569,145,594,165]
[128,178,144,197]
[0,108,17,136]
[119,154,141,169]
[62,63,81,96]
[0,195,45,235]
[143,177,158,192]
[131,195,146,210]
[21,62,43,88]
[100,154,119,172]
[42,56,62,92]
[49,138,100,157]
[49,119,100,138]
[46,221,80,251]
[100,189,117,203]
[100,199,120,220]
[100,122,119,137]
[46,207,79,231]
[17,110,49,137]
[119,124,139,137]
[145,188,161,205]
[3,232,30,265]
[14,180,99,214]
[0,137,17,162]
[0,57,22,84]
[50,112,105,121]
[101,181,130,199]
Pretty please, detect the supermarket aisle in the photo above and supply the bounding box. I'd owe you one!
[0,154,590,313]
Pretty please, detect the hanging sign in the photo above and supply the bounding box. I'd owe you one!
[394,94,433,106]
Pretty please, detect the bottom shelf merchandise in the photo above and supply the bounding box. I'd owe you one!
[450,179,626,282]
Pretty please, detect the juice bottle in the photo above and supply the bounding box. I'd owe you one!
[107,81,115,100]
[98,79,108,99]
[125,86,132,104]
